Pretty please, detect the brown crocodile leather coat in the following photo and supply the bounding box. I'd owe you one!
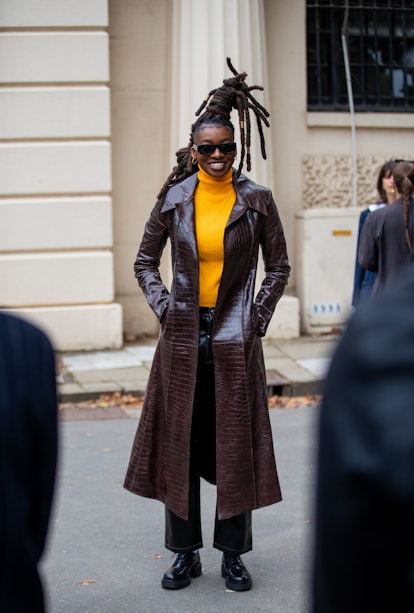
[124,171,290,520]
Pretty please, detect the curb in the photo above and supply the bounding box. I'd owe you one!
[58,376,325,405]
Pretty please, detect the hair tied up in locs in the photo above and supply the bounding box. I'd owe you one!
[157,57,270,203]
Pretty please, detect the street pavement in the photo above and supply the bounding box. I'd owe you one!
[43,332,338,611]
[42,403,320,613]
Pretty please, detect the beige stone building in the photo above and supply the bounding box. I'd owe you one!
[1,0,413,350]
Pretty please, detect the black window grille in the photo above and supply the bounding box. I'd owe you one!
[307,0,414,111]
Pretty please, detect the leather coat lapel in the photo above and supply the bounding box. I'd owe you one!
[175,200,197,253]
[162,173,198,255]
[227,173,268,227]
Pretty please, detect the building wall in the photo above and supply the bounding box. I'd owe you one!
[265,0,414,266]
[0,0,122,350]
[2,1,413,347]
[264,0,414,331]
[109,0,171,340]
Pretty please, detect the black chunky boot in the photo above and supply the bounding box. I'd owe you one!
[161,551,202,589]
[221,553,252,591]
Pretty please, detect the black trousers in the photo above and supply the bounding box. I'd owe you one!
[165,308,252,555]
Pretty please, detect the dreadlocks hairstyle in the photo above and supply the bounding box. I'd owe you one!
[157,57,270,203]
[393,161,414,252]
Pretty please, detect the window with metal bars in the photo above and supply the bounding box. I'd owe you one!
[307,0,414,111]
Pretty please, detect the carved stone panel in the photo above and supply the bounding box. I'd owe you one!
[302,154,408,209]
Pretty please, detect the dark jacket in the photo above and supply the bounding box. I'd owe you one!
[352,204,384,307]
[358,197,414,296]
[124,170,290,520]
[0,313,57,613]
[313,263,414,612]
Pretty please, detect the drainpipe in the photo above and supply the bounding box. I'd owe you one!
[341,2,358,207]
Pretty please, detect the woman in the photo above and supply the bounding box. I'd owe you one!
[351,160,396,307]
[124,59,290,592]
[358,160,414,296]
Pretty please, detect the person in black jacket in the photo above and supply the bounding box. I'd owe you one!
[358,160,414,297]
[351,160,396,308]
[0,313,58,613]
[313,262,414,612]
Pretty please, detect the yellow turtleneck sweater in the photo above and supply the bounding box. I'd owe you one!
[194,166,236,307]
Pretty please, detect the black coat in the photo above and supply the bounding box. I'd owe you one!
[124,170,290,520]
[358,197,414,295]
[313,263,414,612]
[0,313,58,613]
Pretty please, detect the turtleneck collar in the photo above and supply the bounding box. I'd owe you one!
[197,166,234,187]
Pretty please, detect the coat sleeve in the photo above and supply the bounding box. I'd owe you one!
[1,314,58,562]
[254,194,290,336]
[358,212,379,272]
[352,209,369,307]
[28,326,58,559]
[134,200,171,321]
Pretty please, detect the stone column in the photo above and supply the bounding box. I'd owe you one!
[169,0,273,189]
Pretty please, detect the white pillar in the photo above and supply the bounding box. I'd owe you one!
[169,0,273,189]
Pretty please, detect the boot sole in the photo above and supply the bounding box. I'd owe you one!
[161,562,202,590]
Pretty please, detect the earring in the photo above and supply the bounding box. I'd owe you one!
[192,156,197,165]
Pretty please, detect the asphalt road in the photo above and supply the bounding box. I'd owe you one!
[42,404,320,612]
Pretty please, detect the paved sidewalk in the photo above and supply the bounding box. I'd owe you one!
[57,334,340,403]
[43,404,319,612]
[48,335,333,611]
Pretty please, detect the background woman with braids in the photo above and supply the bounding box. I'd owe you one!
[359,160,414,296]
[351,160,396,308]
[124,59,290,592]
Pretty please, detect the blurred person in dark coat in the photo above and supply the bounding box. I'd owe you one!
[313,262,414,612]
[0,313,58,612]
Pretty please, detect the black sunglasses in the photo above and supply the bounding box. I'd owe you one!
[193,142,237,156]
